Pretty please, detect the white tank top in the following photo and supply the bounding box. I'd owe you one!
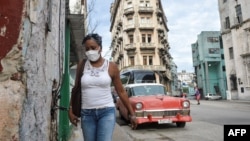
[81,59,115,109]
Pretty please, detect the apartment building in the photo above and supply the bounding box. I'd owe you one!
[109,0,173,91]
[192,31,227,99]
[218,0,250,100]
[177,70,196,96]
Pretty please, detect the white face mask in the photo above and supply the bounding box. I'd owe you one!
[85,50,100,62]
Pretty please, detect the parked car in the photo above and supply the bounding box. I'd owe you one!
[116,83,192,128]
[205,93,222,100]
[120,69,157,84]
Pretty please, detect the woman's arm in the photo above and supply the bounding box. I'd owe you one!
[109,62,138,129]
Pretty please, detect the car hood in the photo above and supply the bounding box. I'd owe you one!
[130,95,184,109]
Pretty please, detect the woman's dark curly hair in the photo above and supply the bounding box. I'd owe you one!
[82,33,102,49]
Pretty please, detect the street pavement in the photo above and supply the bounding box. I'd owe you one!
[70,99,250,141]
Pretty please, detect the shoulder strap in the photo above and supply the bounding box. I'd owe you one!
[74,59,86,88]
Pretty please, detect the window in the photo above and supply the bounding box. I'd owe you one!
[225,17,230,29]
[209,48,220,54]
[129,56,134,66]
[223,0,227,3]
[142,34,146,43]
[247,62,250,86]
[140,0,150,7]
[129,34,133,43]
[141,17,145,23]
[149,56,153,65]
[143,56,147,65]
[229,47,234,59]
[141,16,151,24]
[222,66,225,71]
[235,4,242,23]
[146,1,150,7]
[141,33,152,43]
[127,1,132,8]
[221,54,224,60]
[207,37,219,42]
[143,56,153,65]
[128,17,133,24]
[147,34,151,43]
[244,57,250,86]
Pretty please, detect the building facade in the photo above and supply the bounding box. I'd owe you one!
[177,70,196,96]
[192,31,227,99]
[109,0,173,92]
[218,0,250,100]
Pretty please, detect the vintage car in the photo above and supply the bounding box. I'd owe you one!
[205,93,222,100]
[116,83,192,128]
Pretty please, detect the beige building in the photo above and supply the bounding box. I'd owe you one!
[218,0,250,100]
[109,0,172,90]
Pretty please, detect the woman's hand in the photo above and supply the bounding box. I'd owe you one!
[68,108,80,126]
[130,115,138,130]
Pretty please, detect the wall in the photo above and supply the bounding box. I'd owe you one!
[0,0,66,140]
[218,0,250,100]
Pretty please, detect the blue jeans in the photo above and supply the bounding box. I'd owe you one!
[81,107,116,141]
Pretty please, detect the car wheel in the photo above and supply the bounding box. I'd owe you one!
[176,122,186,128]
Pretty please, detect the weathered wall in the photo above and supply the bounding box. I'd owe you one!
[0,0,26,140]
[0,0,65,140]
[0,0,24,73]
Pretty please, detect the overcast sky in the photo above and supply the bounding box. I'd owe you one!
[71,0,221,72]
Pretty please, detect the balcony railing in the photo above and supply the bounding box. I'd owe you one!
[139,23,154,29]
[140,43,155,48]
[124,43,136,50]
[124,23,135,31]
[124,7,134,15]
[138,6,153,13]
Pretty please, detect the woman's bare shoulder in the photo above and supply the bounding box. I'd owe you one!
[108,61,118,68]
[108,61,119,75]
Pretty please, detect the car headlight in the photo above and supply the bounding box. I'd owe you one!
[182,101,190,108]
[135,103,143,110]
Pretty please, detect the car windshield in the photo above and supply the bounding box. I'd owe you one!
[131,85,166,96]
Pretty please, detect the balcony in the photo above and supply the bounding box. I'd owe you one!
[117,19,122,26]
[138,23,154,30]
[158,45,164,51]
[124,43,136,51]
[140,43,155,54]
[124,7,134,15]
[138,6,153,13]
[140,43,155,49]
[124,24,135,31]
[118,34,123,42]
[156,8,162,16]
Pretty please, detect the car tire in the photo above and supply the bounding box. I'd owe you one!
[176,122,186,128]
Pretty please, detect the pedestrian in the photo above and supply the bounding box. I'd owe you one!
[68,33,137,141]
[195,86,201,105]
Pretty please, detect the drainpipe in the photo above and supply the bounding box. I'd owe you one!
[58,20,71,140]
[205,62,209,95]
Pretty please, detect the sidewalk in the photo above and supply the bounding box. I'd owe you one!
[113,123,133,141]
[69,123,133,141]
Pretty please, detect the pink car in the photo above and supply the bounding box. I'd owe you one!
[116,83,192,128]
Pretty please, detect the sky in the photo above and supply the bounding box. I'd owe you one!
[70,0,221,73]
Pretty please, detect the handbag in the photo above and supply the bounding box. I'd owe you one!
[71,59,86,117]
